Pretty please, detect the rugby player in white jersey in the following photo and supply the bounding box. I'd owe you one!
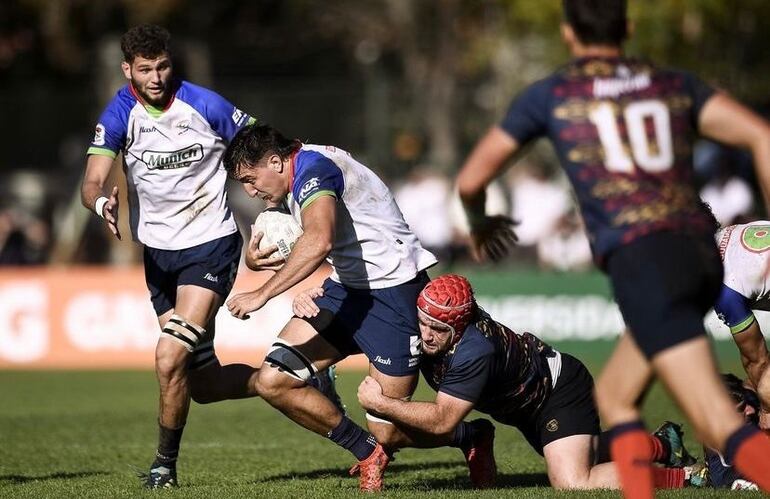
[223,124,437,492]
[81,25,263,488]
[714,221,770,431]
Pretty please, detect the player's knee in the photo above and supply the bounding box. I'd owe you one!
[257,364,297,402]
[549,470,590,490]
[155,343,187,382]
[259,341,316,401]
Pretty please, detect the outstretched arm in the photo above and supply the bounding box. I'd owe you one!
[81,154,121,240]
[357,375,475,437]
[733,321,770,428]
[456,127,520,261]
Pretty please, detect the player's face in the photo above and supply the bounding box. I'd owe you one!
[122,53,173,107]
[236,155,288,203]
[418,311,453,356]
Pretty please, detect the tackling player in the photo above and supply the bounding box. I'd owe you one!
[222,124,437,491]
[714,221,770,430]
[455,1,770,497]
[294,274,698,490]
[81,25,262,488]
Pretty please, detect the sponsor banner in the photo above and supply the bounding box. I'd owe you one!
[0,265,368,370]
[0,268,740,370]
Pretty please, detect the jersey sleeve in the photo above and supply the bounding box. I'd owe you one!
[181,83,255,142]
[499,78,553,145]
[681,71,717,127]
[87,94,130,158]
[437,352,492,404]
[714,284,756,334]
[292,151,345,210]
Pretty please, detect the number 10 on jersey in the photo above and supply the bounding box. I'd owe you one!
[588,99,674,173]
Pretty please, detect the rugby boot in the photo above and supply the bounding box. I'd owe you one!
[137,463,178,489]
[463,418,497,488]
[653,421,697,467]
[312,365,347,415]
[349,443,390,492]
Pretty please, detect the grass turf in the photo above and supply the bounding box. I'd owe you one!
[0,340,763,498]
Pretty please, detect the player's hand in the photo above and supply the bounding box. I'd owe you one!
[468,215,518,262]
[245,226,286,271]
[292,287,324,318]
[104,186,121,240]
[226,290,268,320]
[758,410,770,431]
[357,375,384,412]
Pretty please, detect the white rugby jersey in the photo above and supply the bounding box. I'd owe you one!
[87,80,253,250]
[286,145,437,289]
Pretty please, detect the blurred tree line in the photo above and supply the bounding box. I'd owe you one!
[2,0,769,173]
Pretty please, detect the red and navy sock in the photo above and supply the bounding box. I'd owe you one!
[609,420,654,499]
[725,424,770,491]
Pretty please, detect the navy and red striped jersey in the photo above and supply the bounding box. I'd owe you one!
[500,57,716,263]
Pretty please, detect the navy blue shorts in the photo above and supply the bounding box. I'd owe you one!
[606,232,723,358]
[300,272,430,376]
[143,232,242,316]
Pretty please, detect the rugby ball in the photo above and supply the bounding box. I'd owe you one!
[253,207,303,260]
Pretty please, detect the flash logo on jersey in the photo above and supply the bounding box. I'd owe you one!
[142,144,204,170]
[93,124,106,146]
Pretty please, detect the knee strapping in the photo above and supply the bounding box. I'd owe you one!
[265,341,317,382]
[189,340,218,371]
[161,314,205,353]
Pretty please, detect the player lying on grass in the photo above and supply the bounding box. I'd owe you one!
[714,221,770,430]
[294,274,698,490]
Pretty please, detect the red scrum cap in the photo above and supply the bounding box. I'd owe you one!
[417,274,476,339]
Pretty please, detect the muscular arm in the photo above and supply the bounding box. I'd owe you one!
[363,384,476,437]
[81,154,114,214]
[456,126,519,220]
[253,195,335,301]
[734,321,770,412]
[698,93,770,209]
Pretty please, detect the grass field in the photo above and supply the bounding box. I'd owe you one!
[0,340,763,498]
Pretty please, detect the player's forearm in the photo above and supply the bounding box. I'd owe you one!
[371,397,457,436]
[750,138,770,211]
[259,233,330,300]
[81,179,106,213]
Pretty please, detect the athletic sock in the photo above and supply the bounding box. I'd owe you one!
[726,424,770,491]
[650,433,668,463]
[609,420,654,499]
[154,422,184,467]
[328,416,378,461]
[652,466,685,488]
[449,421,476,450]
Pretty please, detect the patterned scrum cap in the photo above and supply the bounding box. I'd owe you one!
[417,274,476,338]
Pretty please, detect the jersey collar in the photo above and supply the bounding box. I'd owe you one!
[128,79,179,117]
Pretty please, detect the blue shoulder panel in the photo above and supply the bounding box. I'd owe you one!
[500,75,556,146]
[292,150,345,210]
[714,284,755,335]
[87,85,135,158]
[176,81,253,142]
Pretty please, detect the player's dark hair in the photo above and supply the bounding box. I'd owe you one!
[121,24,171,63]
[223,124,302,178]
[562,0,627,46]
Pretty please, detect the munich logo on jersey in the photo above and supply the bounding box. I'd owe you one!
[298,177,320,202]
[92,124,106,146]
[141,144,204,170]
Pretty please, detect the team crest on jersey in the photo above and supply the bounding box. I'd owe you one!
[141,144,204,170]
[93,124,105,146]
[298,177,320,202]
[174,120,192,134]
[231,108,246,126]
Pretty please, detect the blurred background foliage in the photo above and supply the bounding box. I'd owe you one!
[1,0,769,264]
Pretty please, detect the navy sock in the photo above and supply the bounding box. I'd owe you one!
[450,421,476,450]
[154,423,184,467]
[724,424,760,464]
[327,416,377,461]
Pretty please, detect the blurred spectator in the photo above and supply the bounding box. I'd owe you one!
[537,209,592,272]
[509,161,571,246]
[394,168,453,263]
[0,207,50,265]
